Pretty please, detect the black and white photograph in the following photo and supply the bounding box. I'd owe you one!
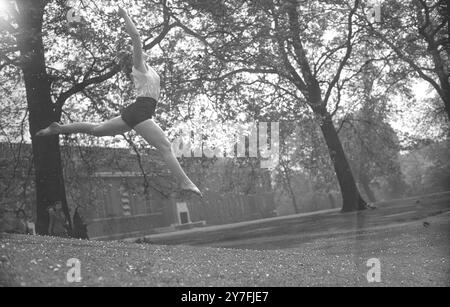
[0,0,449,291]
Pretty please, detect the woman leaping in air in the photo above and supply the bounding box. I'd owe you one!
[37,7,202,198]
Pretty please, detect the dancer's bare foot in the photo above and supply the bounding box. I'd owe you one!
[36,122,61,137]
[179,184,203,198]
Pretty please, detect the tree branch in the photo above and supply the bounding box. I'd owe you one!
[181,68,278,83]
[323,0,360,105]
[269,2,308,93]
[54,64,121,118]
[366,2,446,99]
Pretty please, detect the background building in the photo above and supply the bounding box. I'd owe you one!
[0,143,275,240]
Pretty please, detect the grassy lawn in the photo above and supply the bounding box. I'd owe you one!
[1,194,449,287]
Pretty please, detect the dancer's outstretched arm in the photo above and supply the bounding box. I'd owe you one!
[118,7,146,73]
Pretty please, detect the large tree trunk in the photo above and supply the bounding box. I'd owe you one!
[438,0,450,121]
[317,111,367,212]
[438,76,450,121]
[15,0,72,235]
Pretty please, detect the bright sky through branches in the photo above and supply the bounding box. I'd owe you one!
[0,0,445,149]
[0,0,10,18]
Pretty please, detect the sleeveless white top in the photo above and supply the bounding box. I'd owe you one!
[131,64,160,101]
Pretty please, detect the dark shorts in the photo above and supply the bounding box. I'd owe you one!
[121,97,157,129]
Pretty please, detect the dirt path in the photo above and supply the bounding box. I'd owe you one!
[139,192,450,250]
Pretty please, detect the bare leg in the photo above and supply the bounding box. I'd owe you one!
[133,119,202,197]
[36,116,131,137]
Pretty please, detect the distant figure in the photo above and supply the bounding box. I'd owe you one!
[72,207,89,240]
[26,220,36,235]
[13,209,28,234]
[47,201,70,237]
[8,209,36,235]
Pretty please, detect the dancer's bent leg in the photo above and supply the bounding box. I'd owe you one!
[133,119,202,197]
[36,116,131,137]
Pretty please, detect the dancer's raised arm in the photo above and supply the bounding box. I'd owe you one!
[118,7,146,73]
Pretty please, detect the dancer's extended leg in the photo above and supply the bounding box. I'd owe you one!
[36,116,131,137]
[133,119,202,197]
